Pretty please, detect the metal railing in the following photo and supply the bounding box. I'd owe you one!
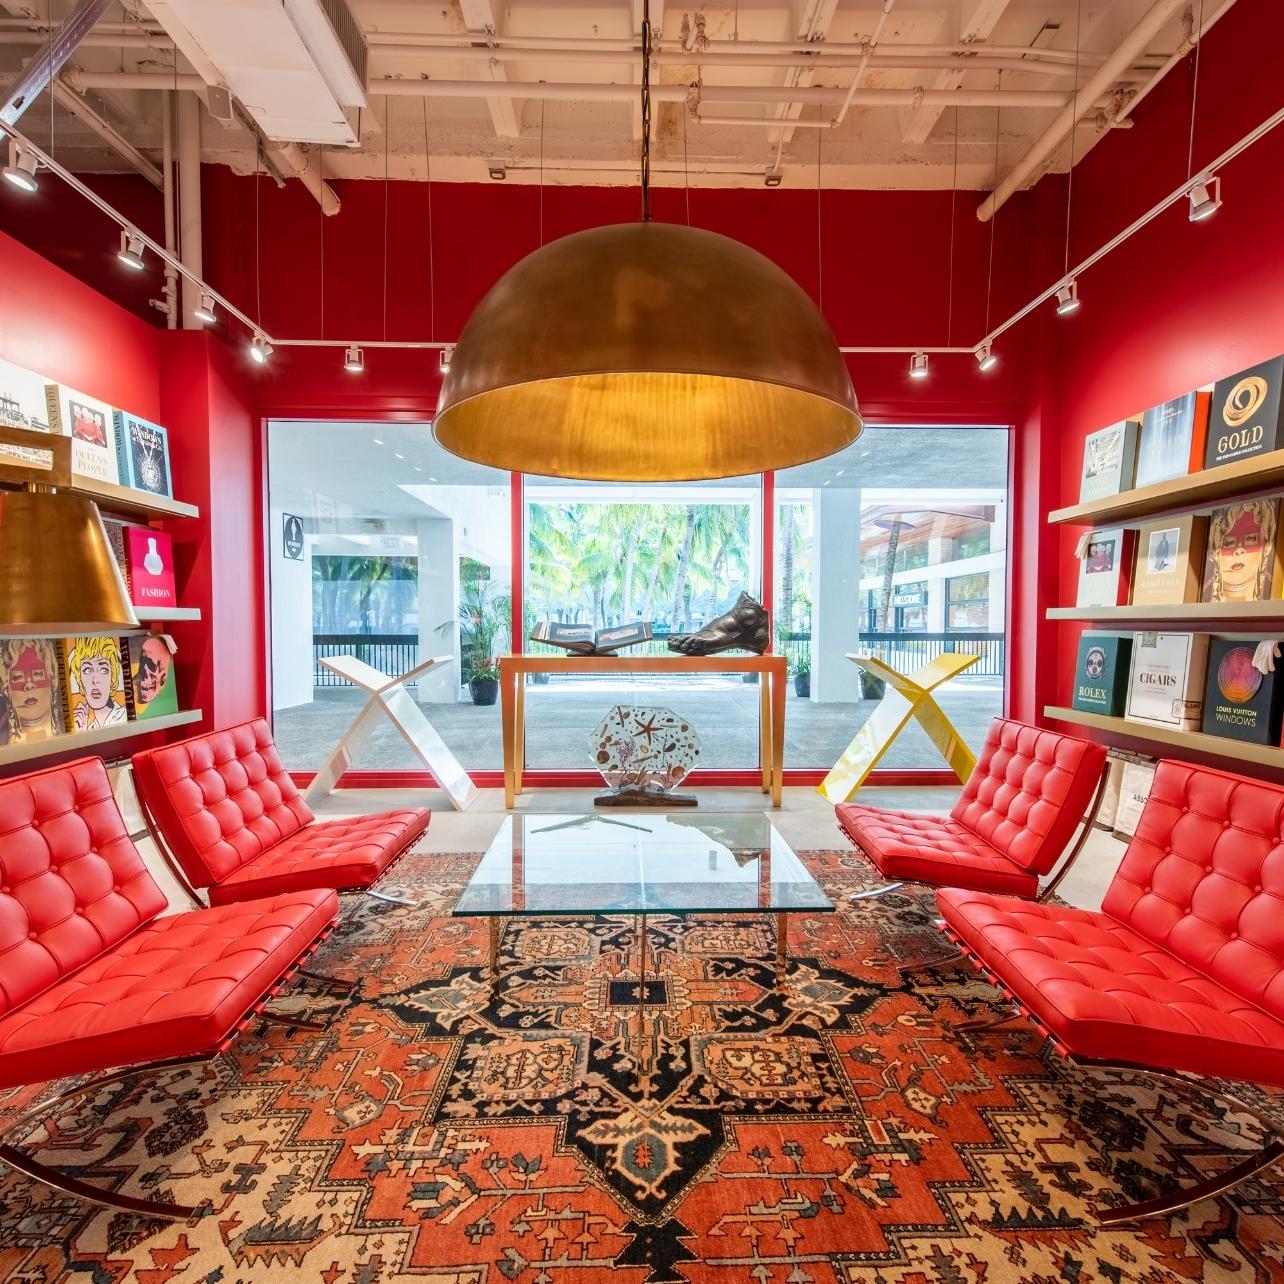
[313,634,419,685]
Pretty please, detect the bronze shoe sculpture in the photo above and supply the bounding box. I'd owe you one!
[667,591,770,656]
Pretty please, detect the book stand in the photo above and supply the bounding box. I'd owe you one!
[304,653,478,811]
[817,652,979,803]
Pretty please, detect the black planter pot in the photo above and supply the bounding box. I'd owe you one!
[793,673,810,697]
[470,676,499,706]
[532,672,551,685]
[859,671,886,700]
[741,672,758,684]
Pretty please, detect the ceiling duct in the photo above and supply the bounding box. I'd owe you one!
[146,0,368,145]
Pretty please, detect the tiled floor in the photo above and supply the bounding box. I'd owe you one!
[312,783,1126,912]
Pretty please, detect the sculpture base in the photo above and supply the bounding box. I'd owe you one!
[595,785,698,808]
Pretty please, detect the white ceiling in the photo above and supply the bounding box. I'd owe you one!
[0,0,1213,192]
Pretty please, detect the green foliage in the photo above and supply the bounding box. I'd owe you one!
[789,654,811,678]
[468,657,500,682]
[438,576,511,674]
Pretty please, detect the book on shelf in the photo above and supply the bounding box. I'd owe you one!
[1071,633,1132,717]
[58,636,131,733]
[1201,638,1284,745]
[1124,630,1209,731]
[1134,389,1210,488]
[1078,417,1141,502]
[125,633,179,719]
[124,526,177,609]
[530,621,653,655]
[1076,527,1137,607]
[0,637,64,746]
[1112,757,1158,840]
[45,382,119,486]
[1131,514,1208,605]
[101,518,132,597]
[1200,497,1284,603]
[1206,354,1284,469]
[112,411,173,498]
[0,357,53,467]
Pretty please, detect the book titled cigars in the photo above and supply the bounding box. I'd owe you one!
[1124,631,1209,731]
[1206,354,1284,468]
[1071,633,1132,717]
[1201,638,1284,745]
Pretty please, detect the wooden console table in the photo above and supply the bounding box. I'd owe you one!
[498,653,788,808]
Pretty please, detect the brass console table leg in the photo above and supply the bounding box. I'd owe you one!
[759,674,771,794]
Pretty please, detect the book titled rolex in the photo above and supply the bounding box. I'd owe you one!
[1071,633,1132,717]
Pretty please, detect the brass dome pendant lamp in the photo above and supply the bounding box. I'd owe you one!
[433,2,861,481]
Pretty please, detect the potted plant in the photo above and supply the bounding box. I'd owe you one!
[791,656,811,698]
[438,577,511,700]
[468,657,500,706]
[858,665,886,700]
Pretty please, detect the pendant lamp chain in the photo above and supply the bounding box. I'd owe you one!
[640,0,652,222]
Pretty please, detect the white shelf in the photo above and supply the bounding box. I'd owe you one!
[0,709,203,768]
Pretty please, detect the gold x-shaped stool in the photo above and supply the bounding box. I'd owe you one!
[817,652,979,803]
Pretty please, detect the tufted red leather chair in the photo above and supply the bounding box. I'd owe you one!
[836,717,1108,899]
[0,756,340,1218]
[938,759,1284,1223]
[132,718,431,906]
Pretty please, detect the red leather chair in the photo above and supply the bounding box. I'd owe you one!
[837,716,1108,899]
[132,718,430,908]
[938,758,1284,1225]
[0,756,344,1219]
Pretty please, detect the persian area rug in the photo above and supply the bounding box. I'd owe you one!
[1,847,1282,1283]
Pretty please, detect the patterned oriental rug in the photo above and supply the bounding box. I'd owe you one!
[1,845,1283,1283]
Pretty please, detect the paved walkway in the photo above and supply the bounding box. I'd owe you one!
[272,674,1002,773]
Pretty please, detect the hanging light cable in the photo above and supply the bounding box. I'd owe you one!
[432,0,859,482]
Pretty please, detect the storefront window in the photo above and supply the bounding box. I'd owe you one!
[773,426,1008,770]
[267,421,511,773]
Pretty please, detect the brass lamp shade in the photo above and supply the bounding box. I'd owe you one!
[434,222,861,480]
[0,490,139,634]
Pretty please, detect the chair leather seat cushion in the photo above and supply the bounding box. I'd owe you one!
[0,889,338,1088]
[937,888,1284,1088]
[837,804,1039,897]
[207,809,431,905]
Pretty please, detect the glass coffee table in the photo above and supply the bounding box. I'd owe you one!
[453,813,834,1024]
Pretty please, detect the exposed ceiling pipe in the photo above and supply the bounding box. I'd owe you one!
[159,88,177,326]
[977,0,1188,221]
[0,0,115,124]
[370,77,1068,109]
[48,78,163,185]
[176,89,204,328]
[833,0,895,127]
[269,140,341,216]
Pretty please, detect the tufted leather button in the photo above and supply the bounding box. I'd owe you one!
[1223,821,1231,829]
[1255,885,1263,894]
[113,884,120,893]
[27,931,36,939]
[1231,932,1239,939]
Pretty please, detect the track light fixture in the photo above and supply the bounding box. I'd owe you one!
[1188,176,1222,222]
[117,230,146,271]
[344,344,365,373]
[1055,279,1080,316]
[249,333,272,364]
[2,141,38,193]
[975,343,997,372]
[193,291,217,324]
[909,351,929,379]
[439,346,453,375]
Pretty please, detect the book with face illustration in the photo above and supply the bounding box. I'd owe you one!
[1201,499,1284,603]
[45,382,119,484]
[126,634,179,719]
[59,636,129,732]
[0,638,63,745]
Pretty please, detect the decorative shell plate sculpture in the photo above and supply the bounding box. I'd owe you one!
[592,705,701,793]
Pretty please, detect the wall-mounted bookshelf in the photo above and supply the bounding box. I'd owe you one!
[1047,602,1284,623]
[1048,447,1284,527]
[0,610,202,641]
[1045,706,1284,770]
[0,708,203,769]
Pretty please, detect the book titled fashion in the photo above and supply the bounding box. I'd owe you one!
[58,636,130,732]
[1200,498,1284,603]
[1071,633,1132,717]
[126,633,178,719]
[1134,390,1210,488]
[1131,514,1208,604]
[530,621,653,655]
[112,410,172,498]
[1075,527,1136,607]
[44,382,119,484]
[1078,418,1141,501]
[1201,638,1284,745]
[0,637,64,745]
[1206,355,1284,468]
[1124,630,1209,731]
[124,526,177,608]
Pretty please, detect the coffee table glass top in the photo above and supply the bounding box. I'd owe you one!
[453,813,834,916]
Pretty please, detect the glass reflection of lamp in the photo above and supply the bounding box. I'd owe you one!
[0,489,138,634]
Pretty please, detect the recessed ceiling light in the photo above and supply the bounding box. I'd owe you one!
[373,437,384,446]
[394,452,405,460]
[117,229,146,271]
